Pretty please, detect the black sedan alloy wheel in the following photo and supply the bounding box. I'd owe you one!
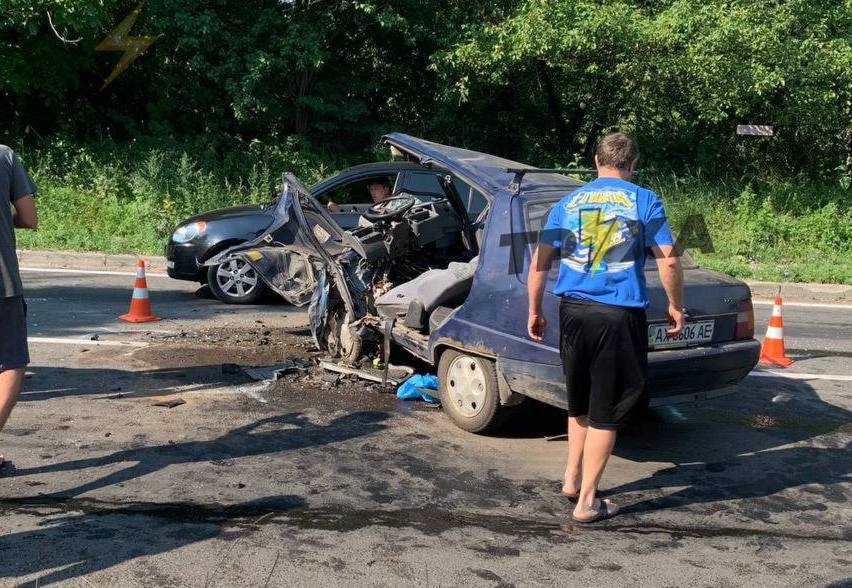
[207,259,267,304]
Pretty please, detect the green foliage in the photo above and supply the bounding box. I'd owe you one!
[437,0,852,173]
[3,1,852,281]
[651,173,852,283]
[15,138,337,254]
[4,0,850,173]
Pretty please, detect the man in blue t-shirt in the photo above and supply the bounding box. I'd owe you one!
[527,133,684,524]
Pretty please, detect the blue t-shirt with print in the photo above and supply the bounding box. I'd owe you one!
[540,177,674,308]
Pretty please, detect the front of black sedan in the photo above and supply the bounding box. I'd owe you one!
[165,204,276,303]
[164,161,450,303]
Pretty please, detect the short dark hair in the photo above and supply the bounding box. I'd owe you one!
[367,177,391,189]
[595,133,639,170]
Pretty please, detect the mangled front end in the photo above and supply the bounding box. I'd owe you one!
[203,174,324,307]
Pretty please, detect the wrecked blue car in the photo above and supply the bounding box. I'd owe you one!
[208,134,761,433]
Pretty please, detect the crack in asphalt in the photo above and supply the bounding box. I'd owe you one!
[0,496,847,544]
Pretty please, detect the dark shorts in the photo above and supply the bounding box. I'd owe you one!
[559,297,648,430]
[0,296,29,371]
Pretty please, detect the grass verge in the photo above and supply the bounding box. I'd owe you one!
[13,139,852,284]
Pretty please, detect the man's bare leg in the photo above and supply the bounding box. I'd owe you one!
[562,415,588,495]
[0,368,25,462]
[573,427,618,519]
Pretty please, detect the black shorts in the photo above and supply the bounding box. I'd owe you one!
[559,297,648,430]
[0,296,29,371]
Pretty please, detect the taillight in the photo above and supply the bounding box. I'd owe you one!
[735,299,755,339]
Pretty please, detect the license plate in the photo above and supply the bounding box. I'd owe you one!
[648,320,714,349]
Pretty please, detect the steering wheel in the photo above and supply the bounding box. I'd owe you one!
[363,195,416,222]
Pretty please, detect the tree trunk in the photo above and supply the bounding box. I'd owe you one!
[583,120,602,161]
[565,91,593,154]
[535,61,568,155]
[294,69,314,136]
[846,126,852,176]
[496,77,517,159]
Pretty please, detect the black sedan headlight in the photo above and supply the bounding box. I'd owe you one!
[172,221,208,243]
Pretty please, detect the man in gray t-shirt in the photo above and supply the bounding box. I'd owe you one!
[0,145,38,466]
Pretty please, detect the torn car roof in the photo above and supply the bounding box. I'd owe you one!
[383,133,583,195]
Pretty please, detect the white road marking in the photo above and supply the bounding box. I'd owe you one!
[749,371,852,382]
[19,267,852,307]
[28,337,147,347]
[753,299,852,310]
[20,267,169,278]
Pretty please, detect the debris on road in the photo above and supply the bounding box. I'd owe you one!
[241,358,312,381]
[319,372,341,386]
[152,398,186,408]
[319,360,413,386]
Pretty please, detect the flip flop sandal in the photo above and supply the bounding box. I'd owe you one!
[562,492,579,503]
[570,499,619,525]
[561,487,579,502]
[561,487,596,503]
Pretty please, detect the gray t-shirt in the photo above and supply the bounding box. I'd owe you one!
[1,145,37,299]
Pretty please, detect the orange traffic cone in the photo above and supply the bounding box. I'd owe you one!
[119,258,161,323]
[759,289,792,367]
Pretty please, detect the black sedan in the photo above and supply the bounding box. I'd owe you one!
[166,161,455,303]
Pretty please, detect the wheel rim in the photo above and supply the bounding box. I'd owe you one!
[446,355,487,418]
[216,259,258,298]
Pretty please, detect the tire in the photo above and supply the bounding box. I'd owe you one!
[437,349,509,434]
[207,259,268,304]
[324,309,362,364]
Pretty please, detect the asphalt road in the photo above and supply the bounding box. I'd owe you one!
[1,269,850,587]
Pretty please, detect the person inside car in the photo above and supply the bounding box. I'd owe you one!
[327,177,392,212]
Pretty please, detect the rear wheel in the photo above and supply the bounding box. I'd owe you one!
[207,259,267,304]
[438,349,508,433]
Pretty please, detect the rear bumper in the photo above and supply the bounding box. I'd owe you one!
[647,338,761,405]
[496,338,761,410]
[165,241,204,281]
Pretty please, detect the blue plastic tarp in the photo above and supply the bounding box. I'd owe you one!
[396,374,440,404]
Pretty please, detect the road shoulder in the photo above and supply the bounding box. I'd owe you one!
[17,249,852,304]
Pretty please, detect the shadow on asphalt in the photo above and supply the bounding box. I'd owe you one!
[0,411,389,584]
[608,378,851,515]
[0,494,306,586]
[18,365,250,402]
[486,375,851,519]
[4,412,389,499]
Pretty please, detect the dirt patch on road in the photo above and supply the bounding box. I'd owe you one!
[131,325,317,369]
[72,322,438,415]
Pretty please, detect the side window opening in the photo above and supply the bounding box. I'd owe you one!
[398,171,488,223]
[321,174,398,208]
[452,177,489,223]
